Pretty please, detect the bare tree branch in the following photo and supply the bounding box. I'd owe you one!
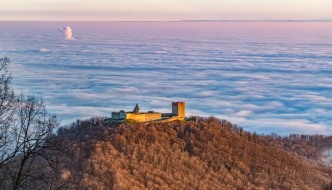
[0,57,74,189]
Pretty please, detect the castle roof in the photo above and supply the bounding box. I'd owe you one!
[133,104,140,114]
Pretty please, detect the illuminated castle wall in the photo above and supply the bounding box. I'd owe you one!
[111,102,185,122]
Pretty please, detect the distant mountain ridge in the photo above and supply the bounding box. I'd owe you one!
[180,19,332,22]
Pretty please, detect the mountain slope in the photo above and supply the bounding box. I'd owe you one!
[58,117,327,189]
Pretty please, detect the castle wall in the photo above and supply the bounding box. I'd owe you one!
[161,113,173,118]
[111,102,185,123]
[126,112,162,122]
[112,112,121,119]
[160,116,181,122]
[112,111,126,120]
[144,113,162,121]
[119,112,126,119]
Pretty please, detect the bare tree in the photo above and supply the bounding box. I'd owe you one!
[0,57,14,120]
[314,149,332,190]
[0,57,16,171]
[0,57,72,190]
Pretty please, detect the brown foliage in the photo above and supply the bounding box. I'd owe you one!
[58,117,326,189]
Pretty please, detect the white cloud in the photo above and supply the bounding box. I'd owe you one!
[5,22,332,135]
[234,110,253,118]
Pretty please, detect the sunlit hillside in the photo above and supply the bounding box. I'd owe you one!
[57,117,328,189]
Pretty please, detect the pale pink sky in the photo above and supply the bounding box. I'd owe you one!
[1,0,332,21]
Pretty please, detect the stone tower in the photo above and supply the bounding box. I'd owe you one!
[172,102,185,119]
[133,104,140,114]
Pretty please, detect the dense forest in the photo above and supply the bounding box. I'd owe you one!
[54,117,331,190]
[1,56,332,189]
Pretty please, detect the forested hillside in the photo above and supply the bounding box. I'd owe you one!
[57,117,329,190]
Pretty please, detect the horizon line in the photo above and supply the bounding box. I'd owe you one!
[0,19,332,22]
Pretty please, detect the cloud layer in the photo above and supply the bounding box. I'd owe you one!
[1,22,331,135]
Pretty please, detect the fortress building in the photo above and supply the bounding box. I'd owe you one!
[172,102,185,120]
[111,102,186,123]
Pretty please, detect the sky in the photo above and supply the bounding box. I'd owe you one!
[1,0,332,21]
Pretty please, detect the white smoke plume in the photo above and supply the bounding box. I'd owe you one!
[59,26,74,40]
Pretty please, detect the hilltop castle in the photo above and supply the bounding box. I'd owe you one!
[111,102,185,123]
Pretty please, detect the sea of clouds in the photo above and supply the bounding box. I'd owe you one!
[0,21,331,134]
